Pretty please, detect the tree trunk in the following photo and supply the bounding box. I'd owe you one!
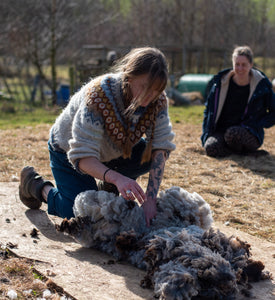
[50,0,57,106]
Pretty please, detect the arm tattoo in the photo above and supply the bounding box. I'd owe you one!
[146,151,166,199]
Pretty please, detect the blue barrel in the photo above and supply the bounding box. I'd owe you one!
[57,84,70,106]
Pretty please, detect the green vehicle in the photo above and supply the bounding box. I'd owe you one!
[177,74,214,100]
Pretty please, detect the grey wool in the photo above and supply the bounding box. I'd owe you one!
[56,186,270,299]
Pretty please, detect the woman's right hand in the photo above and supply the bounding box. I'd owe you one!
[108,172,147,205]
[79,156,147,204]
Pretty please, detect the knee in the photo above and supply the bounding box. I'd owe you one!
[204,138,221,157]
[224,126,244,151]
[204,143,218,157]
[204,135,230,157]
[224,126,240,144]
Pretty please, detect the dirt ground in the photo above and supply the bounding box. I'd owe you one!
[1,121,274,242]
[0,120,274,299]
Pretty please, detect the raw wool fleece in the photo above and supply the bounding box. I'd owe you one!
[56,187,269,300]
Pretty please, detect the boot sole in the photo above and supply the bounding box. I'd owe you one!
[19,167,42,209]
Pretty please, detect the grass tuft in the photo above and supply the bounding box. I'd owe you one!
[0,105,61,129]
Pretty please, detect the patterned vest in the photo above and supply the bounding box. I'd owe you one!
[86,75,167,162]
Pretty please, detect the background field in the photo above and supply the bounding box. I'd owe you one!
[0,104,274,299]
[0,105,274,243]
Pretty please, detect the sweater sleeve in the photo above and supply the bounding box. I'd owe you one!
[68,100,105,169]
[152,100,176,152]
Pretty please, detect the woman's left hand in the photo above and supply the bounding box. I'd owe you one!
[142,149,168,226]
[142,197,157,227]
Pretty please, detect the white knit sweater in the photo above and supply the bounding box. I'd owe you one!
[49,73,176,169]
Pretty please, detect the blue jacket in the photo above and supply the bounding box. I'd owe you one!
[201,68,275,146]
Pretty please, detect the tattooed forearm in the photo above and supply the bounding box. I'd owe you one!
[146,151,167,199]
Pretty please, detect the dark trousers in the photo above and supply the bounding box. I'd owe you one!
[204,126,260,157]
[47,139,151,219]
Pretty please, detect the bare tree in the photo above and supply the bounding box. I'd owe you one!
[1,0,275,105]
[0,0,113,104]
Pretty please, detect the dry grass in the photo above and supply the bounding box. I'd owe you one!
[0,121,274,298]
[162,123,275,243]
[0,245,74,299]
[174,124,274,242]
[0,122,274,244]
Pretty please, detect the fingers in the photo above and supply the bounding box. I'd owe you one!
[133,185,146,204]
[142,200,157,227]
[146,216,150,227]
[123,189,135,201]
[115,176,146,204]
[121,183,146,204]
[145,215,156,227]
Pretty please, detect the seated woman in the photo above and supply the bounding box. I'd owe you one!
[201,45,275,157]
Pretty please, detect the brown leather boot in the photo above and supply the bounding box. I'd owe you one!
[19,166,54,209]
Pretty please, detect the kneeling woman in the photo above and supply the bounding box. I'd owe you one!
[19,47,176,227]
